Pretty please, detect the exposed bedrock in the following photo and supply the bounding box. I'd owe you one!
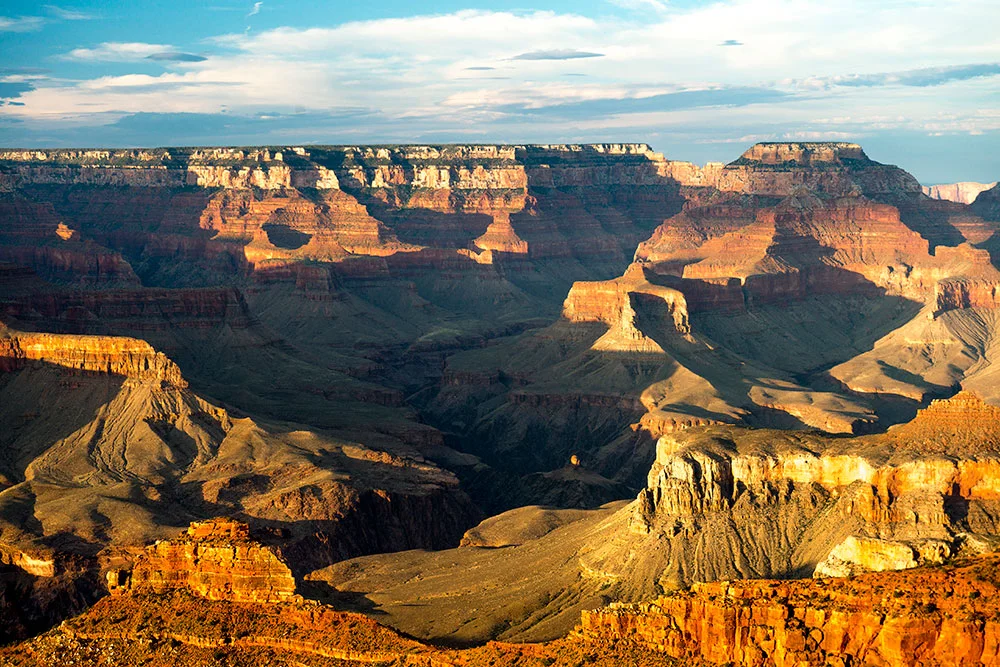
[924,181,997,205]
[580,554,1000,667]
[0,330,185,386]
[594,392,1000,591]
[107,519,298,604]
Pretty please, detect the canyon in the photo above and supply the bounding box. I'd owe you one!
[1,141,999,665]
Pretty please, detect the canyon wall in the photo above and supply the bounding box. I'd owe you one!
[580,554,1000,667]
[108,519,297,604]
[924,181,997,204]
[0,330,185,386]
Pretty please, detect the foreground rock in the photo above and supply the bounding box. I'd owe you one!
[107,519,298,604]
[7,519,1000,667]
[0,517,675,666]
[581,553,1000,666]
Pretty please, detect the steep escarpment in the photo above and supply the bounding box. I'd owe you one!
[314,391,1000,651]
[582,392,1000,592]
[971,182,1000,222]
[0,329,184,385]
[467,142,1000,454]
[0,199,139,285]
[107,519,297,603]
[925,181,997,204]
[581,554,1000,667]
[711,142,922,197]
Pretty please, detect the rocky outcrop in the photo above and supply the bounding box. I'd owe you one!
[0,544,56,578]
[924,181,997,204]
[563,264,690,338]
[970,183,1000,221]
[640,393,1000,527]
[811,535,952,578]
[580,553,1000,666]
[935,279,1000,312]
[0,330,185,386]
[571,392,1000,590]
[107,519,297,603]
[715,142,922,197]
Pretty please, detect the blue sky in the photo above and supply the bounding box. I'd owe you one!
[1,0,999,183]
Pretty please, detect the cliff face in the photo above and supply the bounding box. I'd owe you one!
[562,264,690,338]
[0,144,702,286]
[632,191,989,311]
[554,392,1000,593]
[971,183,1000,222]
[0,330,185,386]
[580,553,1000,667]
[924,181,997,204]
[108,519,297,604]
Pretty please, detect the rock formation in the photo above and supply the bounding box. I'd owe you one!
[924,181,997,204]
[971,182,1000,222]
[0,329,185,386]
[581,553,1000,666]
[4,140,1000,664]
[107,519,297,603]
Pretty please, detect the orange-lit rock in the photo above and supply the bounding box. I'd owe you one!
[108,519,297,604]
[580,553,1000,667]
[0,330,185,386]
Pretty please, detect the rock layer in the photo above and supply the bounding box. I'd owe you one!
[581,553,1000,666]
[0,330,184,386]
[108,519,297,604]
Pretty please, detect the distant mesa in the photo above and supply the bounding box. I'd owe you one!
[923,180,997,204]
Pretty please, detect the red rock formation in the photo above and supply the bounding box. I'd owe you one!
[714,142,922,196]
[0,287,254,337]
[580,554,1000,666]
[108,519,297,604]
[0,201,139,285]
[936,279,1000,312]
[641,393,1000,525]
[0,330,185,386]
[563,264,690,336]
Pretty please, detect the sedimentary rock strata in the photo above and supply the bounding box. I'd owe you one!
[3,140,1000,665]
[0,329,185,386]
[581,553,1000,666]
[108,519,297,603]
[924,181,997,204]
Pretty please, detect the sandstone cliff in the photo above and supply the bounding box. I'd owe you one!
[581,553,1000,666]
[924,181,997,204]
[0,329,185,386]
[108,519,297,603]
[564,392,1000,596]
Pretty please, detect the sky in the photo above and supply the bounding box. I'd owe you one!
[1,0,999,183]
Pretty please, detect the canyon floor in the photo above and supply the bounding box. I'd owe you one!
[1,141,1000,665]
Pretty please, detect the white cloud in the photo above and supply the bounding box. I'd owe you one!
[247,2,262,17]
[215,10,598,58]
[608,0,670,13]
[62,42,176,62]
[0,16,44,32]
[45,5,94,20]
[3,0,1000,149]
